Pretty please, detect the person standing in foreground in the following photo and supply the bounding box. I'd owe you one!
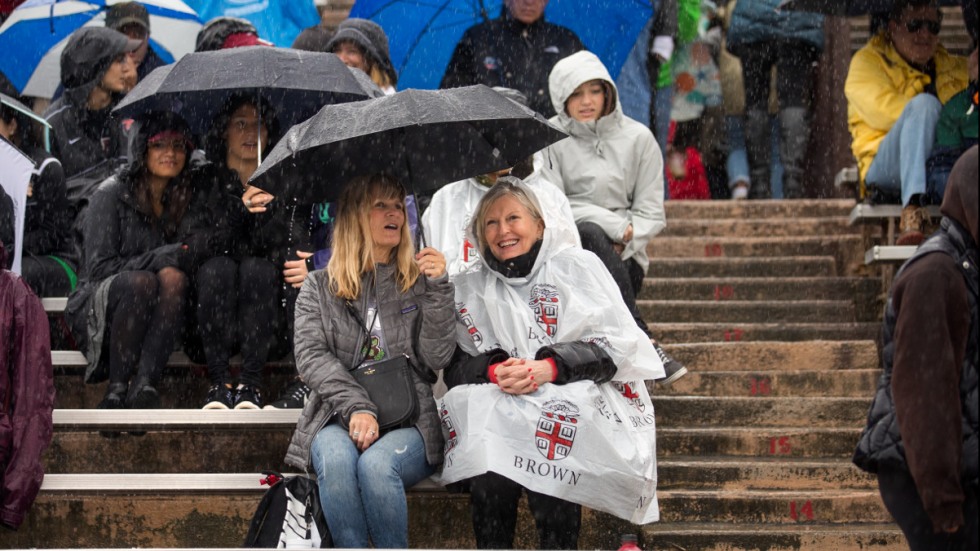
[0,240,55,530]
[854,146,978,550]
[284,174,455,548]
[440,0,583,118]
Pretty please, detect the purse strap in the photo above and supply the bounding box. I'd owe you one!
[344,297,437,385]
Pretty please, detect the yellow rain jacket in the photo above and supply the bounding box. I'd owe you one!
[845,33,967,190]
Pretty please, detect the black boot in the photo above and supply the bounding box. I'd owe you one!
[744,109,772,199]
[97,382,128,438]
[780,107,810,199]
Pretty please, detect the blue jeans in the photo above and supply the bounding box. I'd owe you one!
[310,423,434,548]
[865,94,943,206]
[725,115,784,196]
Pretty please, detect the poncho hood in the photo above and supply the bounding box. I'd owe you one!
[548,50,623,135]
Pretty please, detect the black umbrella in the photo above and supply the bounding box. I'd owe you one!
[112,46,381,137]
[249,85,568,204]
[778,0,960,15]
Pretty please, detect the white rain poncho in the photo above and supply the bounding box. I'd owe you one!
[439,181,665,524]
[421,173,579,278]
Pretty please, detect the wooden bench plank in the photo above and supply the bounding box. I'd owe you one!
[865,245,919,265]
[42,297,68,313]
[52,408,300,429]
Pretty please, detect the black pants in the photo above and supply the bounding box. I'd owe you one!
[106,268,188,388]
[878,466,979,550]
[195,256,283,386]
[469,471,581,550]
[577,222,648,335]
[20,255,74,297]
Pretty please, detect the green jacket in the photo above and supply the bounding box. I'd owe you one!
[936,83,979,149]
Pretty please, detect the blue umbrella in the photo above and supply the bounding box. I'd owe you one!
[0,0,202,98]
[349,0,655,91]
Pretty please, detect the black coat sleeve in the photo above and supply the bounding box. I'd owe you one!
[444,345,509,389]
[0,187,13,258]
[536,341,617,385]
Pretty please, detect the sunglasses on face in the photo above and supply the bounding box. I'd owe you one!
[904,19,941,35]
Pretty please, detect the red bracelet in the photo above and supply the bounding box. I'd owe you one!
[488,362,502,385]
[544,357,558,382]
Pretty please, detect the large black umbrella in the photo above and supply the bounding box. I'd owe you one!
[249,85,568,204]
[778,0,961,15]
[113,46,381,136]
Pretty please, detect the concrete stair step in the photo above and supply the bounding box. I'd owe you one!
[658,427,862,458]
[640,300,856,324]
[641,276,879,302]
[647,235,864,262]
[643,522,905,551]
[657,457,876,491]
[650,322,880,343]
[661,369,881,398]
[656,489,890,524]
[662,341,880,373]
[663,199,857,220]
[660,217,859,237]
[654,396,869,428]
[645,257,838,278]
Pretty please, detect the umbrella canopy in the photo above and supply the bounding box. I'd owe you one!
[0,91,52,150]
[778,0,960,15]
[250,84,568,204]
[113,46,380,136]
[0,0,202,99]
[348,0,654,90]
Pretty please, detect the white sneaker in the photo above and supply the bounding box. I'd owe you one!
[731,182,749,200]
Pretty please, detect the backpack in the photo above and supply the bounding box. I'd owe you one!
[244,471,332,548]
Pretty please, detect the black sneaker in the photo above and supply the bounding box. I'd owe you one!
[128,384,161,409]
[263,380,310,409]
[203,384,234,410]
[652,341,688,388]
[234,384,263,410]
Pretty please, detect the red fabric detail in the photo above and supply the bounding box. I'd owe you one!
[488,362,502,385]
[222,32,262,49]
[667,147,711,200]
[544,357,557,382]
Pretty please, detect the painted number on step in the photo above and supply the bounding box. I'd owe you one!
[769,436,792,455]
[714,285,735,300]
[705,243,724,257]
[749,376,772,396]
[790,500,814,521]
[724,328,744,341]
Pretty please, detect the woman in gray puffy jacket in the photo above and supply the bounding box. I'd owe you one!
[284,173,456,548]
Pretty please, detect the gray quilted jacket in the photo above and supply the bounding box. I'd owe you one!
[285,264,456,469]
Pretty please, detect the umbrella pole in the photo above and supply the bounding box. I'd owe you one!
[257,93,263,164]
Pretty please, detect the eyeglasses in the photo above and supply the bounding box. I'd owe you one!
[148,139,187,152]
[904,19,941,35]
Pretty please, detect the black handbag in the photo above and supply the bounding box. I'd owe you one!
[351,354,420,430]
[345,300,432,431]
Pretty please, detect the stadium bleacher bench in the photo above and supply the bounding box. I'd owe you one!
[848,203,941,265]
[40,472,443,493]
[864,245,919,265]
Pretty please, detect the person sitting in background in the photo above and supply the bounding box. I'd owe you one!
[326,18,398,95]
[440,0,584,118]
[105,2,165,86]
[284,174,455,548]
[540,50,686,387]
[0,96,74,297]
[194,16,270,52]
[66,112,210,411]
[44,27,139,184]
[190,96,291,410]
[845,0,968,245]
[927,47,978,198]
[292,23,334,52]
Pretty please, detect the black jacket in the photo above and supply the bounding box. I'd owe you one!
[445,341,616,390]
[440,11,584,117]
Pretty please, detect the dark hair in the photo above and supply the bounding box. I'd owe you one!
[889,0,941,21]
[204,94,280,167]
[0,103,35,149]
[122,111,194,237]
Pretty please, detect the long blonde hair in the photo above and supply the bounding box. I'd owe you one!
[327,173,419,300]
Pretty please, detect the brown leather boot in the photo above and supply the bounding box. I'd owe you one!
[896,204,927,246]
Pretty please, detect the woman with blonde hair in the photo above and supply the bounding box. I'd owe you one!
[284,173,455,548]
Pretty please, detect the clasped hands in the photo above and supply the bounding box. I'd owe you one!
[493,357,555,395]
